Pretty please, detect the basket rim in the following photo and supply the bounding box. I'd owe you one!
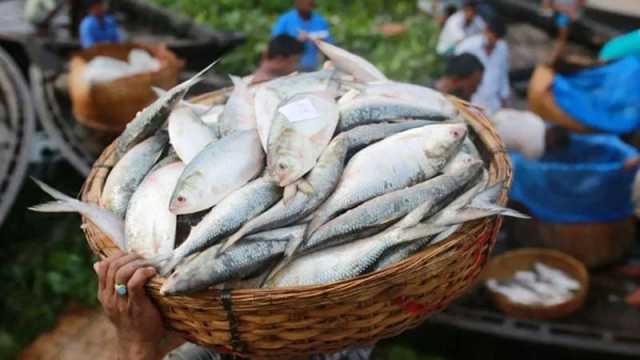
[80,93,513,296]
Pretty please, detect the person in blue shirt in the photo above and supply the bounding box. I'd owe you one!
[79,0,122,48]
[272,0,333,72]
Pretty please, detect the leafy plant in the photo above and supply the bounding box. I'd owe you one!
[0,176,97,359]
[152,0,443,83]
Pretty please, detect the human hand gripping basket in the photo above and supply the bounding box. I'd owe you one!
[80,94,512,358]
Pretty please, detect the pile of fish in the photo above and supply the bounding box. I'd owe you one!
[32,40,527,295]
[485,262,581,306]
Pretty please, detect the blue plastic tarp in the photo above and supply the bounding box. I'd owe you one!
[509,134,638,223]
[552,56,640,134]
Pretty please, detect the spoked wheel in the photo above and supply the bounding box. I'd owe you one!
[0,46,36,227]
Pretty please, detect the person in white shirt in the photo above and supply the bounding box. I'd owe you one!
[492,109,570,160]
[436,0,486,55]
[455,16,509,115]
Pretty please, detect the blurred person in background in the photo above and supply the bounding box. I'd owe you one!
[434,52,484,101]
[79,0,122,48]
[251,35,305,84]
[24,0,65,33]
[436,0,486,55]
[272,0,333,72]
[492,109,570,160]
[435,54,568,159]
[454,16,509,115]
[541,0,586,64]
[599,29,640,62]
[94,252,374,359]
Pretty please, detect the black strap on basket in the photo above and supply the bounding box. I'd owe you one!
[221,289,246,354]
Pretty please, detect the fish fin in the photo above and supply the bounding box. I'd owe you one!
[229,74,245,88]
[179,58,222,89]
[306,211,331,239]
[157,255,181,277]
[217,229,246,256]
[31,177,77,203]
[151,86,166,98]
[283,184,297,206]
[28,201,76,213]
[262,255,293,286]
[297,179,314,195]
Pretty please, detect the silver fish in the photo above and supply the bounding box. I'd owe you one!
[307,124,467,236]
[169,130,265,215]
[151,86,212,116]
[302,161,482,252]
[101,133,168,218]
[218,75,257,135]
[218,121,434,254]
[168,107,218,164]
[126,162,184,259]
[266,222,444,288]
[267,92,339,187]
[158,177,281,275]
[313,39,387,83]
[337,95,450,132]
[355,81,457,117]
[30,178,126,251]
[116,59,220,157]
[372,225,459,272]
[160,225,305,295]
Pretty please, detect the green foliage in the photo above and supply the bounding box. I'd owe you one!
[0,178,97,359]
[153,0,443,83]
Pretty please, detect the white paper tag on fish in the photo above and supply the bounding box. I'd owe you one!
[279,98,320,123]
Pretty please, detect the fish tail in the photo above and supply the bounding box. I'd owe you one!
[28,201,77,213]
[31,177,79,203]
[180,58,222,89]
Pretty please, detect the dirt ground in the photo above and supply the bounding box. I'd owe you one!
[20,307,117,360]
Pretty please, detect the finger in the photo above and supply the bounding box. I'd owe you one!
[96,250,127,294]
[94,261,108,294]
[106,253,142,298]
[127,267,157,303]
[115,259,150,290]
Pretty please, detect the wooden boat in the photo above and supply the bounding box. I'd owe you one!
[0,0,244,176]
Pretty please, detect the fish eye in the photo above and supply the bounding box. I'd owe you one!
[177,196,186,203]
[278,163,287,170]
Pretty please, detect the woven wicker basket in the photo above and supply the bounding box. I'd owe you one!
[81,95,512,358]
[69,43,184,133]
[481,248,589,320]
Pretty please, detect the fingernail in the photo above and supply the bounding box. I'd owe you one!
[93,262,100,273]
[146,267,157,274]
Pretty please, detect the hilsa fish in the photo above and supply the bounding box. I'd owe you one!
[116,58,220,157]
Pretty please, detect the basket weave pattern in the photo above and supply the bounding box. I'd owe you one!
[81,96,511,358]
[69,43,184,133]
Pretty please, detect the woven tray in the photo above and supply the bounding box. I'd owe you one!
[81,95,512,358]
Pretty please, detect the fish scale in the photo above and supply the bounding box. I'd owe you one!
[158,177,281,275]
[306,124,467,237]
[160,225,305,295]
[301,161,482,253]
